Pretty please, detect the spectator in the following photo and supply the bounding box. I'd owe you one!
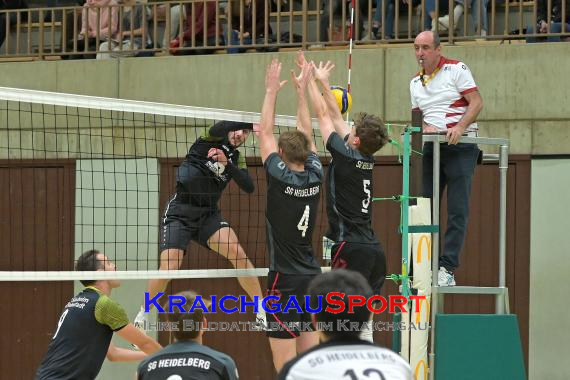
[136,291,239,380]
[320,0,344,42]
[526,0,570,42]
[65,0,118,59]
[278,270,413,380]
[44,0,82,22]
[97,0,147,59]
[429,0,488,36]
[320,0,367,42]
[410,31,483,287]
[169,0,222,55]
[0,0,28,50]
[160,3,184,48]
[364,0,419,40]
[227,0,275,53]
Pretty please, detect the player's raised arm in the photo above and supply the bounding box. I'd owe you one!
[259,59,287,163]
[291,60,317,153]
[208,120,254,138]
[313,61,351,137]
[307,63,335,145]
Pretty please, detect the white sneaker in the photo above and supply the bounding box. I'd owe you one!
[438,15,450,31]
[254,310,267,331]
[438,267,456,287]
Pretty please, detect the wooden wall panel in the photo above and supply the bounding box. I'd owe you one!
[0,161,75,380]
[0,153,530,379]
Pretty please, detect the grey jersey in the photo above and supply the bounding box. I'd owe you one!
[137,341,239,380]
[278,338,412,380]
[264,152,323,274]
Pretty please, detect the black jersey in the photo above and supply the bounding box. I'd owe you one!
[137,341,239,380]
[264,152,323,274]
[176,134,247,209]
[278,337,412,380]
[36,288,129,380]
[326,132,378,244]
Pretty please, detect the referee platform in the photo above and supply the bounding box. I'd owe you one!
[396,124,526,380]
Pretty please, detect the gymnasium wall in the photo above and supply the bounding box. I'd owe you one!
[529,159,570,380]
[73,158,160,380]
[0,43,569,156]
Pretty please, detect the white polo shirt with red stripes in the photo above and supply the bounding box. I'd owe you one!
[410,57,478,133]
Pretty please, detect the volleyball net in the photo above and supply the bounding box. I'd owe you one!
[0,86,334,281]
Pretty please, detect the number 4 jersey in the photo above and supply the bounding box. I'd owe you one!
[278,338,412,380]
[264,152,323,275]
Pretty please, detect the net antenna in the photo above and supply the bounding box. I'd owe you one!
[345,0,356,123]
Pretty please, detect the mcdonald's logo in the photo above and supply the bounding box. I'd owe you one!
[414,359,428,380]
[416,235,431,263]
[415,297,430,325]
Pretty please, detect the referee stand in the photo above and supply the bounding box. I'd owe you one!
[386,112,526,380]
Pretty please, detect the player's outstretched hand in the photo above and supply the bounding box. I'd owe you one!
[295,50,307,69]
[291,61,313,93]
[265,59,287,94]
[313,60,335,84]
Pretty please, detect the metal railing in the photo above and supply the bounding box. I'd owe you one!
[0,0,568,60]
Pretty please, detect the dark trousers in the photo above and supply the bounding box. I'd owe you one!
[178,35,222,55]
[64,37,98,59]
[422,142,480,271]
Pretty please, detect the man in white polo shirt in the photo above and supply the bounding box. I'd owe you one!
[410,31,483,287]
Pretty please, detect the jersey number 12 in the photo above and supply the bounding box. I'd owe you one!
[297,205,310,237]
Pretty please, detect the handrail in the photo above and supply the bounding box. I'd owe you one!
[1,0,568,61]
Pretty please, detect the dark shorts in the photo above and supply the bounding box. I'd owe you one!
[265,271,319,339]
[331,241,386,294]
[160,199,229,252]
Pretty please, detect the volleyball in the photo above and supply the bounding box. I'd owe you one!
[331,86,352,114]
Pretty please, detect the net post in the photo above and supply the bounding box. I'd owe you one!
[410,109,423,198]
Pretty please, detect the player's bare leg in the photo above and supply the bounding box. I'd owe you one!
[135,248,184,331]
[269,338,297,372]
[148,248,185,302]
[208,227,263,302]
[208,227,266,328]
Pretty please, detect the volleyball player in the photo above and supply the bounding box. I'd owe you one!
[137,291,239,380]
[36,250,162,380]
[258,59,323,371]
[278,270,413,380]
[135,121,266,330]
[305,54,390,342]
